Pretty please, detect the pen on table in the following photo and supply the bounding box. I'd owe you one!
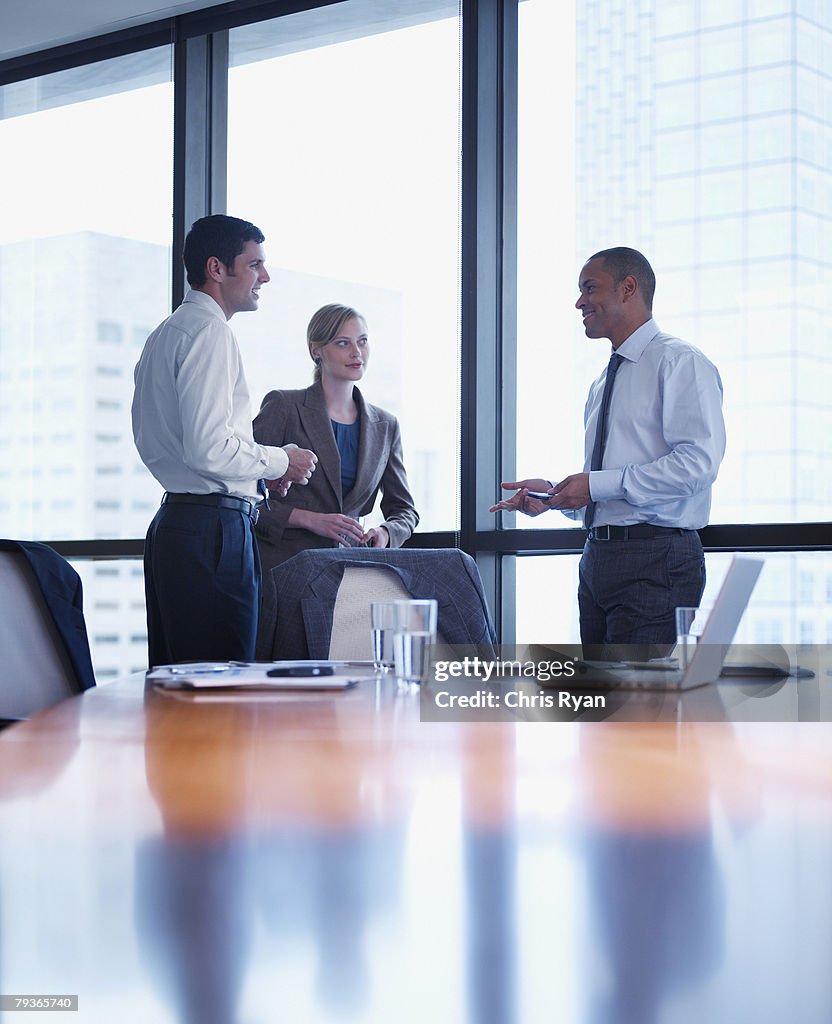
[167,664,239,675]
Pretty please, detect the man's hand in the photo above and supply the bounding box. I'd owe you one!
[282,443,317,484]
[363,526,390,548]
[265,475,292,498]
[548,473,591,510]
[489,478,554,517]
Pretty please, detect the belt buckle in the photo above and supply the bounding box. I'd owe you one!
[594,525,611,540]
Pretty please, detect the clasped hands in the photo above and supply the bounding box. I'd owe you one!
[488,474,591,516]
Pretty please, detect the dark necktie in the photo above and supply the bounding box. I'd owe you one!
[257,478,271,511]
[585,352,623,529]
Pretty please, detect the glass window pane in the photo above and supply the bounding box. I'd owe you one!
[699,27,743,76]
[656,1,696,36]
[747,18,792,67]
[227,2,461,533]
[655,38,695,83]
[0,50,173,542]
[701,0,743,27]
[745,162,791,208]
[515,555,581,643]
[515,552,832,647]
[796,67,826,121]
[698,170,745,217]
[516,0,584,534]
[748,114,792,161]
[747,66,793,115]
[656,127,698,173]
[655,81,697,129]
[700,121,744,169]
[518,1,832,531]
[699,73,743,121]
[70,559,148,679]
[797,22,822,68]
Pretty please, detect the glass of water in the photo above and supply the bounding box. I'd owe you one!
[392,599,438,684]
[370,602,398,673]
[674,606,700,670]
[338,515,368,548]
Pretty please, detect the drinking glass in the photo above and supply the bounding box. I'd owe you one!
[675,606,700,670]
[392,599,438,684]
[370,602,397,673]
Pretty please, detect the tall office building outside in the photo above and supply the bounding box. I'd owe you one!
[0,234,167,678]
[573,0,832,645]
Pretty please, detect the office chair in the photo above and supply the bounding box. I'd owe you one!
[0,540,96,726]
[328,564,419,660]
[257,547,497,661]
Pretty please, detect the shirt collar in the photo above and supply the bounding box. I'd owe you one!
[614,318,660,362]
[183,288,227,322]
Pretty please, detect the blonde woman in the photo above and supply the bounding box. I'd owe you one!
[253,303,419,574]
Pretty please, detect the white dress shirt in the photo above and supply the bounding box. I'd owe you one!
[563,319,726,529]
[132,290,289,501]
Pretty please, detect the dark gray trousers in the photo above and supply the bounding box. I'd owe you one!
[578,530,705,660]
[144,502,261,668]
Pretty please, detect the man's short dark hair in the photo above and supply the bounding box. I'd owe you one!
[184,215,266,287]
[589,246,656,311]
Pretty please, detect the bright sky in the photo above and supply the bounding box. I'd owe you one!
[0,83,174,246]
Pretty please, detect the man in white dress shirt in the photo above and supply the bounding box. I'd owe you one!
[491,247,726,655]
[133,215,317,666]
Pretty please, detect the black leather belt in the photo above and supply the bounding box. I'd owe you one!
[588,524,691,541]
[162,492,259,524]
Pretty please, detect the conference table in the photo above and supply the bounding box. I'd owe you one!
[0,666,831,1023]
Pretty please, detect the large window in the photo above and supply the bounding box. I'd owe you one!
[515,552,832,647]
[510,0,832,645]
[227,3,461,533]
[0,0,828,675]
[0,49,173,543]
[515,0,832,529]
[0,48,172,677]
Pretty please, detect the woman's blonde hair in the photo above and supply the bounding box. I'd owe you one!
[307,303,366,382]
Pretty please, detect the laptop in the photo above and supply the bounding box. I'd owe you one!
[558,555,765,691]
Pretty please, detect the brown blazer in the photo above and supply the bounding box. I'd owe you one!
[252,381,419,573]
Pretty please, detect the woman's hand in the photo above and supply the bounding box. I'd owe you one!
[289,509,367,544]
[363,526,390,548]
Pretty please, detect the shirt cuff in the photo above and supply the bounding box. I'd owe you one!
[589,468,625,501]
[265,445,289,480]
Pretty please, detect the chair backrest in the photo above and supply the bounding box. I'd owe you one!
[0,550,91,721]
[260,548,497,661]
[328,565,415,660]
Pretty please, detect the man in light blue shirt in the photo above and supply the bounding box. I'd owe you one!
[491,247,726,654]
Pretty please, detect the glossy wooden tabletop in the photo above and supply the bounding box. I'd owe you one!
[0,673,831,1023]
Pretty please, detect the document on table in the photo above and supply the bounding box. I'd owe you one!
[147,662,361,691]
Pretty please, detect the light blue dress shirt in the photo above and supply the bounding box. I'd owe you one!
[563,318,726,530]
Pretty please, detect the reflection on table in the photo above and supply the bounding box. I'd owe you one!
[0,671,830,1022]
